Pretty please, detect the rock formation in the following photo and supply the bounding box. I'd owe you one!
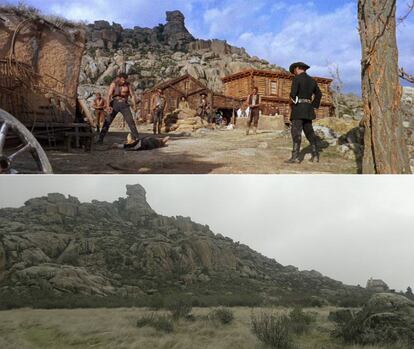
[366,278,390,293]
[0,184,369,308]
[78,10,282,103]
[337,293,414,345]
[163,11,195,49]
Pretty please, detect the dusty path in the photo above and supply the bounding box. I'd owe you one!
[13,126,358,174]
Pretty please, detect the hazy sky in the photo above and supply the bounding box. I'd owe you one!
[3,0,414,92]
[0,175,413,292]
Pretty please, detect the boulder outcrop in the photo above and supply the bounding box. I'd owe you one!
[79,10,282,97]
[336,293,414,345]
[0,184,369,307]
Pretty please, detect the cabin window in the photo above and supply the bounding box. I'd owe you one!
[270,81,278,96]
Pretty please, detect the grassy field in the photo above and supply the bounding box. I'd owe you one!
[0,307,408,349]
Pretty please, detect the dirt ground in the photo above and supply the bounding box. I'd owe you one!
[13,125,358,174]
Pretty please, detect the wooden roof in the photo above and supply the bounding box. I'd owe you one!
[149,74,209,94]
[146,74,240,100]
[222,68,333,84]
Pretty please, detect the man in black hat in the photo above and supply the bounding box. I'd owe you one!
[286,62,322,164]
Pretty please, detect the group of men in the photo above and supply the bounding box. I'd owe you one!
[93,61,322,162]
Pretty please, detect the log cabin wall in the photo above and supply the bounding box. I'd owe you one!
[141,74,241,121]
[222,69,334,119]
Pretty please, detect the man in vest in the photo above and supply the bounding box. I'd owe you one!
[96,73,140,144]
[92,92,107,133]
[286,62,322,163]
[151,88,167,135]
[198,93,210,123]
[246,87,261,135]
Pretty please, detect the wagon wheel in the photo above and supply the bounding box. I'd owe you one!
[0,108,53,174]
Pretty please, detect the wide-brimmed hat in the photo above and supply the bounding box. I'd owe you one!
[289,62,310,74]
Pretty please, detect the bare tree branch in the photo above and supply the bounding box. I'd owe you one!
[398,0,414,23]
[400,68,414,83]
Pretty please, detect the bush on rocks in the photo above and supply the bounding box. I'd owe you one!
[332,293,414,346]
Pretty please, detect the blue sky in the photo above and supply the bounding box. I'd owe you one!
[3,0,414,92]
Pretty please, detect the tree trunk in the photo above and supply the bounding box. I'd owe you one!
[358,0,411,174]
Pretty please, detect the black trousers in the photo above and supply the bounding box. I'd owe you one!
[291,119,317,145]
[153,109,164,134]
[248,108,260,128]
[124,137,164,151]
[99,100,139,141]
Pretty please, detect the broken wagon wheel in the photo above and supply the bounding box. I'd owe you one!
[0,108,53,174]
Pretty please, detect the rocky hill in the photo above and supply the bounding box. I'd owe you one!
[0,184,370,309]
[78,10,282,101]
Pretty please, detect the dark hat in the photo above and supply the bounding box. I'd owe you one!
[289,62,310,74]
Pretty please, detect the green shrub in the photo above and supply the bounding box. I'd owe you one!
[251,311,295,349]
[167,299,193,320]
[288,307,314,335]
[128,64,141,75]
[328,309,355,324]
[148,295,165,310]
[332,311,414,346]
[208,307,234,325]
[103,75,114,85]
[136,313,174,333]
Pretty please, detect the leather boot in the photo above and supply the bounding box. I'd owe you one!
[286,142,301,164]
[253,127,257,135]
[96,120,110,144]
[310,144,320,163]
[246,128,250,136]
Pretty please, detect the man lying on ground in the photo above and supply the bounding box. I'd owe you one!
[111,136,170,151]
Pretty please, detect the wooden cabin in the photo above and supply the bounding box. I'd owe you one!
[222,69,334,119]
[0,8,86,125]
[141,74,242,122]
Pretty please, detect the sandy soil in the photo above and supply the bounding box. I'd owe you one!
[11,125,358,174]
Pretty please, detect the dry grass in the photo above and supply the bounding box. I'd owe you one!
[0,307,409,349]
[0,2,85,28]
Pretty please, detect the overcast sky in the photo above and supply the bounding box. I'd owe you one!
[0,175,413,292]
[3,0,414,92]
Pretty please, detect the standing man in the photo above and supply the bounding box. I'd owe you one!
[152,88,167,135]
[92,92,107,133]
[97,73,140,144]
[246,87,261,135]
[198,93,210,123]
[286,62,322,163]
